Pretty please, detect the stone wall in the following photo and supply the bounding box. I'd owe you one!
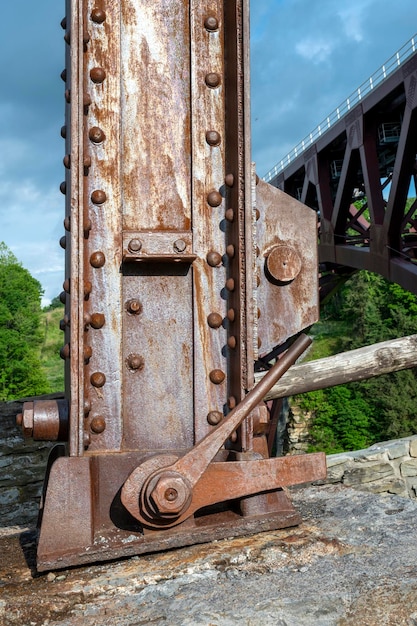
[324,436,417,498]
[0,400,54,530]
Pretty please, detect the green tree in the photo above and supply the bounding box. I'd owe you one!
[0,242,50,400]
[44,294,62,311]
[301,269,417,453]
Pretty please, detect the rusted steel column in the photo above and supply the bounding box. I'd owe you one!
[20,1,327,571]
[60,0,255,455]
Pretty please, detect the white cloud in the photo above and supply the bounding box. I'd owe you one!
[295,38,334,64]
[337,0,375,43]
[0,178,63,302]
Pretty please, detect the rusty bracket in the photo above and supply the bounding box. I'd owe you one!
[122,231,197,263]
[121,334,321,528]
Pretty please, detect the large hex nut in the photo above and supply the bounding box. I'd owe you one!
[149,473,192,516]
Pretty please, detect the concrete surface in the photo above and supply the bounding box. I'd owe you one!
[1,484,417,625]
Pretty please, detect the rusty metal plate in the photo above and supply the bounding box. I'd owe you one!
[256,179,319,354]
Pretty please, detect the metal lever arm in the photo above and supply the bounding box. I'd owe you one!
[172,333,312,486]
[121,334,312,527]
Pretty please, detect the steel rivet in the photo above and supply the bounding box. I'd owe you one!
[59,318,66,332]
[59,291,66,304]
[83,156,92,169]
[84,346,93,362]
[91,8,106,23]
[225,208,234,222]
[228,396,237,409]
[209,369,225,384]
[90,251,106,268]
[90,67,106,83]
[207,190,222,207]
[225,173,234,187]
[60,17,67,30]
[65,89,71,103]
[255,208,260,221]
[83,313,92,328]
[90,371,106,388]
[90,313,105,329]
[60,181,67,195]
[91,189,107,205]
[60,69,67,82]
[226,245,235,258]
[83,31,90,45]
[205,72,221,88]
[63,216,71,231]
[84,399,91,416]
[205,130,221,146]
[207,312,223,328]
[63,278,70,293]
[256,174,260,186]
[226,278,235,291]
[84,280,92,298]
[84,94,92,111]
[90,416,106,434]
[127,354,145,371]
[89,126,106,143]
[227,336,237,349]
[59,235,67,250]
[128,238,142,253]
[229,431,238,443]
[206,250,222,267]
[63,155,70,169]
[61,125,67,138]
[64,32,70,45]
[83,431,91,447]
[173,239,186,253]
[207,411,223,425]
[84,219,92,235]
[204,16,219,31]
[258,337,262,348]
[257,307,261,318]
[227,308,235,322]
[126,299,143,315]
[60,344,70,360]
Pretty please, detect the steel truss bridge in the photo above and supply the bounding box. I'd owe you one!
[265,35,417,297]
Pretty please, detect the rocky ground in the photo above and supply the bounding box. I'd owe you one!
[1,484,417,626]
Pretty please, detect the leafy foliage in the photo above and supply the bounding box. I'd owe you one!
[39,305,65,391]
[301,270,417,453]
[0,242,50,400]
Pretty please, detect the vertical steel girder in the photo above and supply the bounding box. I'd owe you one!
[19,1,325,570]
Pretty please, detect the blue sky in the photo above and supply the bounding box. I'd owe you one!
[0,1,416,304]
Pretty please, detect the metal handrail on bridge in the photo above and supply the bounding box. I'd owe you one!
[264,33,417,183]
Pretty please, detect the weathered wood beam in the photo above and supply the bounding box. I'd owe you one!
[255,334,417,401]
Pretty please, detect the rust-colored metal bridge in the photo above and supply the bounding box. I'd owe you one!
[265,35,417,297]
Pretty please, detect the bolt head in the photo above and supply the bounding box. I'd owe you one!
[173,239,186,253]
[126,299,143,315]
[128,238,142,253]
[150,473,192,516]
[21,402,34,438]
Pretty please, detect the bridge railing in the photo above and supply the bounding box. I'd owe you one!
[264,34,417,183]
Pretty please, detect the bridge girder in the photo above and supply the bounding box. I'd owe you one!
[270,54,417,295]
